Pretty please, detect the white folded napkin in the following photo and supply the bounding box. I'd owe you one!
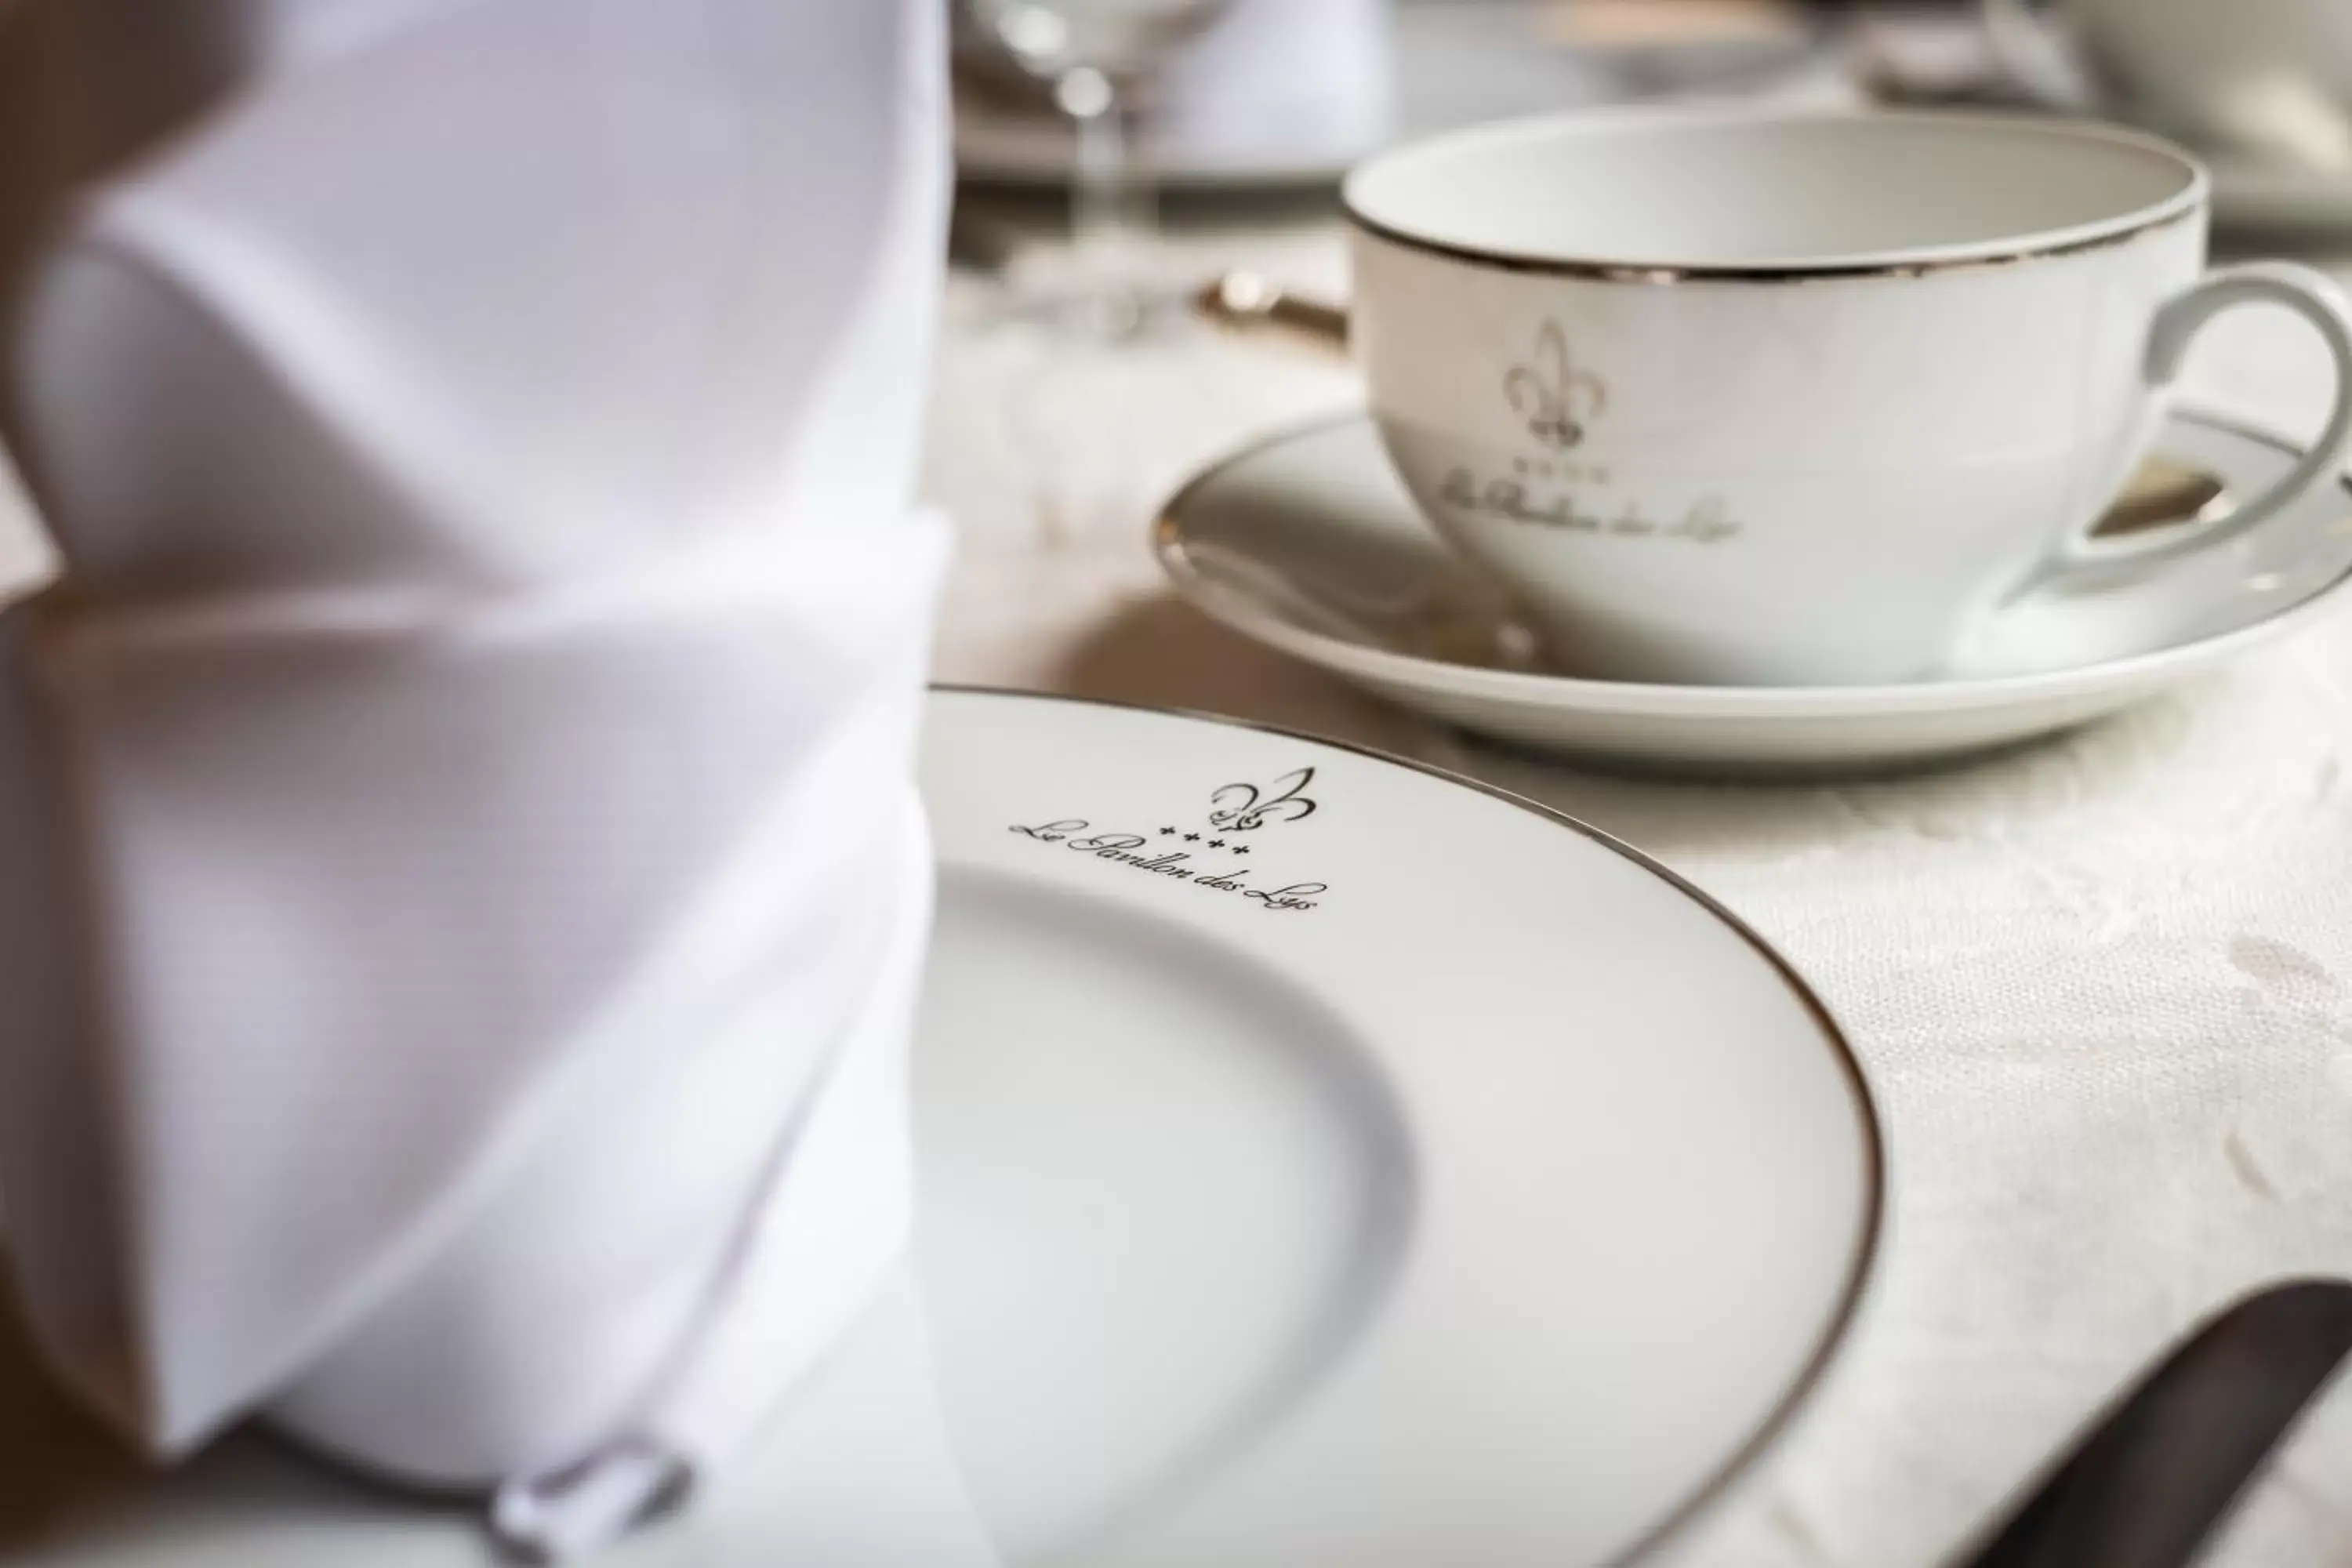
[0,0,954,1556]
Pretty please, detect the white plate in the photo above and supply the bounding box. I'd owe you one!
[1155,408,2352,775]
[0,690,1882,1566]
[956,4,1842,190]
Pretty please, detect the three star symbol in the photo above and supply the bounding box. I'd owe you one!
[1156,828,1255,855]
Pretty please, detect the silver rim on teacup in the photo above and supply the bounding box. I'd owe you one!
[1339,106,2212,284]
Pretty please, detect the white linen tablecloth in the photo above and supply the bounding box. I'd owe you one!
[6,212,2352,1563]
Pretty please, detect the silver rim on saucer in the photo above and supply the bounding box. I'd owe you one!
[1152,408,2352,720]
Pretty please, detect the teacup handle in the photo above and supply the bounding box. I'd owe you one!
[2036,261,2352,593]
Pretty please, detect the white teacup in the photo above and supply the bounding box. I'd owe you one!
[1343,110,2352,687]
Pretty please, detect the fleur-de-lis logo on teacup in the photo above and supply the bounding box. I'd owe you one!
[1504,320,1608,452]
[1209,768,1319,833]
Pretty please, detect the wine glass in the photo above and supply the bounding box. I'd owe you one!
[970,0,1235,337]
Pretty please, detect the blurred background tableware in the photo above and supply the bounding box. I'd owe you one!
[956,0,1849,194]
[963,0,1239,334]
[957,0,1396,192]
[1849,0,2352,234]
[1980,0,2352,174]
[1194,270,1356,356]
[1344,110,2352,687]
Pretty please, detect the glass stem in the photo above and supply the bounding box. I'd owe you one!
[1061,66,1153,281]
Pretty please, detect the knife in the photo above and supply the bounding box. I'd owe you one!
[1956,1279,2352,1568]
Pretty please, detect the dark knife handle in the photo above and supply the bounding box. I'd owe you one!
[1959,1279,2352,1568]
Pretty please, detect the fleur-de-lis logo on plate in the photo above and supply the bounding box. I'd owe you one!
[1210,768,1318,833]
[1505,320,1607,452]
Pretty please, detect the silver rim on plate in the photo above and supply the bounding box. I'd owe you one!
[931,684,1889,1564]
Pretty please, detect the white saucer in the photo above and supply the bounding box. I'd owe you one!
[956,3,1841,190]
[1155,408,2352,775]
[0,689,1882,1567]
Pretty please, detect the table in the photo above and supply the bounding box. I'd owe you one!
[4,205,2352,1566]
[924,201,2352,1568]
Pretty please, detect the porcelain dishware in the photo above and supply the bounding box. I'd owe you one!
[966,0,1236,335]
[1981,0,2352,172]
[1345,109,2352,687]
[1153,407,2352,774]
[0,688,1884,1567]
[956,0,1839,189]
[2202,159,2352,234]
